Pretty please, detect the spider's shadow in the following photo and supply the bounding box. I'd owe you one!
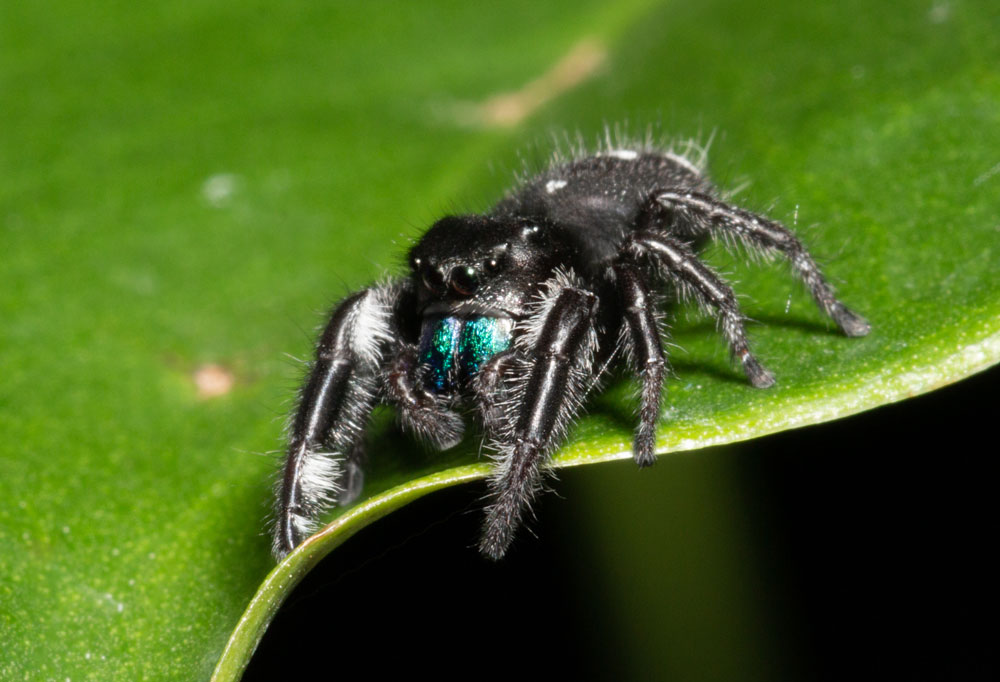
[589,312,845,433]
[674,314,839,340]
[360,408,487,485]
[744,314,842,337]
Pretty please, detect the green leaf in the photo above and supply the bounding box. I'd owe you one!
[1,1,997,680]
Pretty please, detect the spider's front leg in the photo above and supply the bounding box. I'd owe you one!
[470,350,519,434]
[479,278,599,560]
[273,283,403,559]
[385,342,465,450]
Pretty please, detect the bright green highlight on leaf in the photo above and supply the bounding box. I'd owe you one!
[1,0,998,680]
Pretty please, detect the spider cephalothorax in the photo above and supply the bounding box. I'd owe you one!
[273,145,870,560]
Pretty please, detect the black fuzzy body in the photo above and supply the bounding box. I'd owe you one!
[274,147,870,560]
[495,152,712,277]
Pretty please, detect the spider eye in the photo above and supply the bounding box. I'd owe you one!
[422,266,446,294]
[483,257,501,274]
[520,224,541,240]
[410,255,422,272]
[484,244,509,274]
[450,265,479,296]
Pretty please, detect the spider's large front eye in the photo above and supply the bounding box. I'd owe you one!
[450,265,479,296]
[422,266,446,294]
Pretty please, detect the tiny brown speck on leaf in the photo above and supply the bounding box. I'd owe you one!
[194,364,235,398]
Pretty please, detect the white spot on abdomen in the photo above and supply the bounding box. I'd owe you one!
[545,179,568,194]
[607,149,638,160]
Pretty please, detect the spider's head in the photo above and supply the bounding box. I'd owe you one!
[408,215,574,316]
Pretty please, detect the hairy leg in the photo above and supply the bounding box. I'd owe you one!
[480,278,598,559]
[274,284,400,559]
[628,230,776,388]
[656,190,870,336]
[612,261,668,467]
[385,342,465,450]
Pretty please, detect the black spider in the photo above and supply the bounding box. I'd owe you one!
[273,144,870,561]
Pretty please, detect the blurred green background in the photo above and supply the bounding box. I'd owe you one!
[2,1,998,680]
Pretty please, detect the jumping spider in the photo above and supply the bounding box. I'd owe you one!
[273,145,870,560]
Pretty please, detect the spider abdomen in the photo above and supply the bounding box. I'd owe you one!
[494,151,715,267]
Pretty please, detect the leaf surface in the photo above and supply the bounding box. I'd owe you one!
[0,1,996,680]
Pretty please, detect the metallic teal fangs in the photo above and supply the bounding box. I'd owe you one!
[419,316,513,393]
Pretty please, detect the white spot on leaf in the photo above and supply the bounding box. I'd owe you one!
[201,173,239,207]
[194,364,235,398]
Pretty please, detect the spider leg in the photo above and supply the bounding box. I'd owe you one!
[337,440,367,506]
[656,191,871,337]
[612,261,667,468]
[274,284,400,559]
[385,342,465,449]
[628,230,777,389]
[470,349,518,433]
[479,281,598,560]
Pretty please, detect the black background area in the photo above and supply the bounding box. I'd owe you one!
[245,363,998,680]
